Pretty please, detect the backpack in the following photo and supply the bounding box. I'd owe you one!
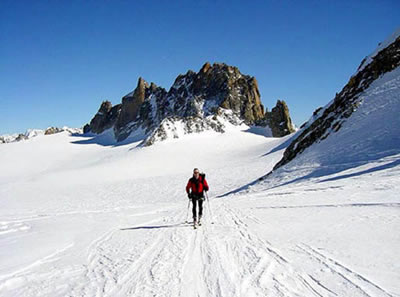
[190,173,207,197]
[200,173,207,190]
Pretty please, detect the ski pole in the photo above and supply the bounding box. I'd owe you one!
[185,199,191,223]
[205,191,214,224]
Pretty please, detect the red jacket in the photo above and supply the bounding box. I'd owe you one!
[186,175,209,196]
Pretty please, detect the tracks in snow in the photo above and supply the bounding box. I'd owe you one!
[66,201,375,297]
[296,243,394,297]
[67,200,395,297]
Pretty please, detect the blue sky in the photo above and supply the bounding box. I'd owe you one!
[1,0,399,134]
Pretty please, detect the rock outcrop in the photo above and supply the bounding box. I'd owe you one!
[261,100,295,137]
[45,127,64,135]
[115,79,167,141]
[83,101,121,134]
[84,62,295,144]
[273,33,400,171]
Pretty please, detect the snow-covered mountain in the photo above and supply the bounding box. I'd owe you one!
[1,110,399,296]
[270,29,400,176]
[0,129,43,144]
[1,33,399,297]
[83,62,295,145]
[0,127,82,144]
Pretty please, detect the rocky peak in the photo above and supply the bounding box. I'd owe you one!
[199,62,212,74]
[99,101,113,114]
[83,62,295,144]
[150,82,158,92]
[115,77,168,141]
[263,100,295,137]
[84,100,121,134]
[169,62,265,124]
[131,77,149,102]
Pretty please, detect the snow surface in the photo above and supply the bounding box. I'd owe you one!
[297,28,400,133]
[0,117,399,296]
[1,51,399,296]
[266,62,400,184]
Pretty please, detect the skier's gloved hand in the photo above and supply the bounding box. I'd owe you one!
[187,193,192,199]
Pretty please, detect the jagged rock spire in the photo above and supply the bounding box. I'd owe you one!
[264,100,295,137]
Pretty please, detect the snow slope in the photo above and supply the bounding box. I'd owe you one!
[262,56,400,187]
[1,42,400,295]
[0,127,288,296]
[0,111,399,297]
[2,31,400,297]
[357,28,400,73]
[235,36,400,296]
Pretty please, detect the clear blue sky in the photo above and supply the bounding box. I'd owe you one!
[1,0,399,134]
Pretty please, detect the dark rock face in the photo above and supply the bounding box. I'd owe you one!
[115,78,149,133]
[174,62,265,124]
[115,79,167,141]
[85,101,121,134]
[273,35,400,171]
[84,62,294,144]
[83,124,90,134]
[261,100,295,137]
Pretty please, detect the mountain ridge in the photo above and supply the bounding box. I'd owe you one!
[83,62,295,145]
[0,127,82,144]
[269,29,400,174]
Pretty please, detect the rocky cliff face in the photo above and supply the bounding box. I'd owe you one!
[84,62,295,145]
[261,100,295,137]
[273,33,400,171]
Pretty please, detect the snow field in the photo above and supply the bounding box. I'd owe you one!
[1,62,400,296]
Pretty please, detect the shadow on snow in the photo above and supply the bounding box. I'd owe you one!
[69,131,146,148]
[120,223,191,231]
[253,202,400,210]
[218,152,400,198]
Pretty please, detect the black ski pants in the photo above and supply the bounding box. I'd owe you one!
[191,197,204,219]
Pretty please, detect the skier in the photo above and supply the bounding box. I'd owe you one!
[186,168,209,227]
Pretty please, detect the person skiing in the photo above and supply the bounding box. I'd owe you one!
[186,168,209,227]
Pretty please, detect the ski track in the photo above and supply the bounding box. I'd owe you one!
[296,244,394,297]
[0,197,396,297]
[2,37,400,296]
[52,198,394,297]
